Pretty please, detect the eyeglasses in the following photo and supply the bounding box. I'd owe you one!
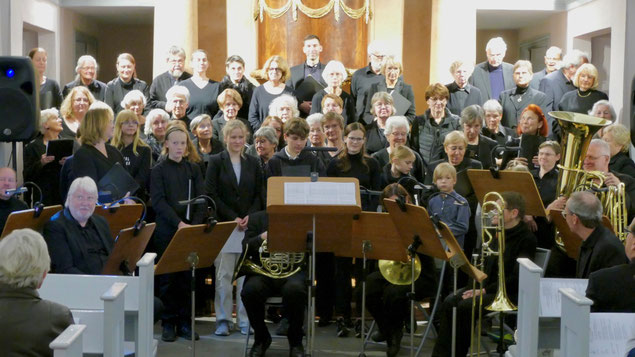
[561,210,574,219]
[268,67,281,72]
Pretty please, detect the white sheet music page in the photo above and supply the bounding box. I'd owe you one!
[589,313,635,357]
[539,278,588,317]
[284,182,356,205]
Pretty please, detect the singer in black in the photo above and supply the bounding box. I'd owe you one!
[326,122,381,335]
[240,210,308,357]
[43,177,113,274]
[0,168,28,233]
[365,184,438,357]
[151,122,207,342]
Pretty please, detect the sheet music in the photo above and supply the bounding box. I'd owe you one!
[284,182,356,205]
[220,227,244,254]
[589,313,635,357]
[539,278,588,317]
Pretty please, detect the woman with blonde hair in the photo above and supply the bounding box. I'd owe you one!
[213,88,253,146]
[248,55,295,131]
[105,53,149,114]
[602,123,635,177]
[151,121,206,342]
[557,63,608,114]
[206,119,262,336]
[110,109,152,198]
[59,86,95,139]
[71,101,124,186]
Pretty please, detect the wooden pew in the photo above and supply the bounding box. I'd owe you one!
[49,324,86,357]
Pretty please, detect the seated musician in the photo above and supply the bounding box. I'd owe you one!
[264,117,325,177]
[561,191,628,278]
[585,218,635,312]
[239,210,307,357]
[0,228,73,356]
[366,183,438,357]
[43,176,113,274]
[0,167,28,233]
[432,191,536,357]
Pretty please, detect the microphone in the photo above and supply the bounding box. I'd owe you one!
[302,146,338,152]
[359,186,383,197]
[397,176,431,191]
[178,198,208,205]
[103,196,147,236]
[427,191,468,206]
[5,187,27,195]
[178,195,218,233]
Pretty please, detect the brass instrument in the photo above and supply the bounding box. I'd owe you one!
[233,239,305,280]
[470,192,516,356]
[549,111,611,251]
[378,254,422,285]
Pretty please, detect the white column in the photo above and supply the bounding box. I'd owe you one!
[153,0,198,78]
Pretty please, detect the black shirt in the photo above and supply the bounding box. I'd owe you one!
[180,78,220,118]
[118,143,152,199]
[531,167,559,249]
[310,89,357,125]
[72,144,125,186]
[104,77,150,114]
[327,152,381,210]
[39,78,63,110]
[248,85,295,131]
[446,82,483,116]
[557,89,608,114]
[350,65,383,120]
[609,152,635,178]
[576,225,628,278]
[62,79,107,101]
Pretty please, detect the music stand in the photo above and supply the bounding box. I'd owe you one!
[101,223,156,275]
[1,205,63,238]
[349,211,408,357]
[267,176,361,357]
[154,222,236,357]
[94,204,144,241]
[467,169,546,217]
[549,209,614,259]
[384,199,486,357]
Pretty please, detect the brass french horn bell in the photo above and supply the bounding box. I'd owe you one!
[378,254,422,285]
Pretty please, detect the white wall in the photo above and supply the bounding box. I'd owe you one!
[369,0,404,60]
[567,0,627,122]
[226,0,258,74]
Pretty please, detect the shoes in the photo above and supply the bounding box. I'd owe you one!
[215,321,231,336]
[336,317,350,337]
[177,323,200,340]
[404,317,417,334]
[161,323,176,342]
[371,329,386,342]
[276,317,289,336]
[289,344,305,357]
[354,319,368,338]
[241,325,254,335]
[249,334,272,357]
[386,329,403,357]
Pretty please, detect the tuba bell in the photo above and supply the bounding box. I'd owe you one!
[549,111,611,251]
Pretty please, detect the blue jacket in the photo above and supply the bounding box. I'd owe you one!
[427,190,470,247]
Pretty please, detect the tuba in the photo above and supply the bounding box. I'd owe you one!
[470,192,516,356]
[549,111,612,251]
[233,239,305,280]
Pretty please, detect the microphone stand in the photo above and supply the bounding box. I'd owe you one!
[177,194,217,353]
[7,182,45,217]
[397,176,431,206]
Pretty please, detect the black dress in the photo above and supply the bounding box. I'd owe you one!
[71,144,125,188]
[23,136,63,206]
[247,85,295,132]
[39,78,63,110]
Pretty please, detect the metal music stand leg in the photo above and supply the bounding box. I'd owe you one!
[448,252,467,357]
[187,252,199,357]
[358,240,371,357]
[305,214,317,357]
[410,253,416,357]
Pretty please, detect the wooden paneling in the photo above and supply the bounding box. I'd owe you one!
[257,0,368,70]
[198,0,228,81]
[403,0,433,114]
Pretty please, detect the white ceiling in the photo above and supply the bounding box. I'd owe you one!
[64,6,154,26]
[477,9,564,30]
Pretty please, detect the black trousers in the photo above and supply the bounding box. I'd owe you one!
[315,252,335,322]
[241,272,307,346]
[154,231,191,326]
[431,288,495,357]
[334,257,365,319]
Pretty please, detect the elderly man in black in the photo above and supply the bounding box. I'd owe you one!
[62,55,107,101]
[350,40,387,121]
[561,191,628,278]
[432,191,536,357]
[44,176,112,274]
[0,167,28,233]
[469,37,515,101]
[446,60,483,115]
[498,60,551,129]
[148,46,192,111]
[585,218,635,312]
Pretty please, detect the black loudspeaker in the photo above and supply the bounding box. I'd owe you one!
[0,56,38,142]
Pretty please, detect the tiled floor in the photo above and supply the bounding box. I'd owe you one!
[154,317,436,356]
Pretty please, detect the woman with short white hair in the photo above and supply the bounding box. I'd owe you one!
[144,108,170,162]
[481,99,517,145]
[371,116,426,182]
[310,60,356,124]
[23,108,67,205]
[268,94,299,123]
[62,55,107,100]
[121,89,148,138]
[0,228,74,356]
[165,85,191,127]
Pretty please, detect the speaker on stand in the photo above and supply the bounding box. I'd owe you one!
[0,56,39,172]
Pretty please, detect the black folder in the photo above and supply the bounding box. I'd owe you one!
[45,139,74,161]
[391,91,412,116]
[97,163,139,203]
[519,134,543,170]
[295,75,325,103]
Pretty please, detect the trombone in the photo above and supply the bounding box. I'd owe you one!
[470,192,517,356]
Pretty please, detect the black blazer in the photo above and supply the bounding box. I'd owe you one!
[586,261,635,312]
[286,62,327,90]
[539,70,575,137]
[147,70,192,110]
[44,208,113,274]
[498,87,552,128]
[104,77,150,114]
[362,79,416,124]
[446,82,484,115]
[468,62,515,100]
[205,150,264,221]
[576,225,629,278]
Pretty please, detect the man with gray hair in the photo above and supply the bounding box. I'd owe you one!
[43,176,113,274]
[62,55,107,100]
[468,37,515,101]
[350,40,388,121]
[148,46,192,111]
[0,228,74,355]
[562,191,627,278]
[530,46,563,89]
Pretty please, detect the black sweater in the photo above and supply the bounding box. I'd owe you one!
[104,77,150,114]
[327,152,381,210]
[310,89,357,125]
[557,89,608,114]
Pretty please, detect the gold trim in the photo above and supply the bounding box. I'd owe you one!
[254,0,372,23]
